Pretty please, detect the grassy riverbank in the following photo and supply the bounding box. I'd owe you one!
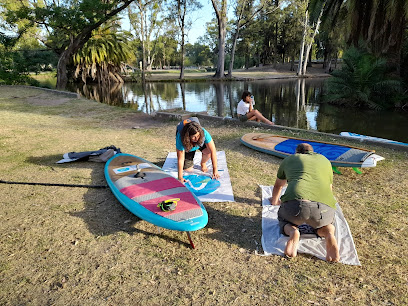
[125,64,329,82]
[0,86,407,305]
[31,63,329,87]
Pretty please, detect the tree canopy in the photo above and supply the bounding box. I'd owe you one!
[1,0,407,107]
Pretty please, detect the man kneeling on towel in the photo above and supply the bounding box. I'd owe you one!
[269,143,340,262]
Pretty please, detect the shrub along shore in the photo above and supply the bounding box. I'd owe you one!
[0,85,407,305]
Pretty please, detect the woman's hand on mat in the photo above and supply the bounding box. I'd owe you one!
[212,170,220,180]
[179,178,187,184]
[269,197,281,206]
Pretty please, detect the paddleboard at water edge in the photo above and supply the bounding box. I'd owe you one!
[340,132,408,146]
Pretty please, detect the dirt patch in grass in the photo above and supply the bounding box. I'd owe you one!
[0,86,407,305]
[26,92,73,106]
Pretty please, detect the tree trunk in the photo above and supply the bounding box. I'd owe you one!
[228,28,240,77]
[56,50,70,90]
[297,10,307,76]
[178,0,186,80]
[228,1,246,78]
[301,3,324,75]
[302,42,312,74]
[141,38,147,83]
[324,52,332,73]
[56,33,90,89]
[179,40,185,79]
[215,17,227,78]
[211,0,227,79]
[179,25,185,79]
[290,56,295,71]
[140,5,147,83]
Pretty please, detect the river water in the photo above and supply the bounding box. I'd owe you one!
[63,78,408,143]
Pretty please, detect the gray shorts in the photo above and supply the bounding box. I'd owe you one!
[238,114,248,122]
[278,199,335,235]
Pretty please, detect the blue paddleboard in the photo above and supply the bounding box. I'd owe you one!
[241,133,384,168]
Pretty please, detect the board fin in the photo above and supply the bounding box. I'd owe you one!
[186,231,195,249]
[352,167,362,174]
[332,166,342,175]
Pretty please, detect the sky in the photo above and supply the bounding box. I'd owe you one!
[187,0,216,44]
[121,0,222,45]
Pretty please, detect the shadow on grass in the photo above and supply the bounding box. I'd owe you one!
[25,154,264,251]
[27,155,195,248]
[204,205,263,251]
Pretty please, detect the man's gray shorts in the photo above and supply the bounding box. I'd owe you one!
[278,199,335,235]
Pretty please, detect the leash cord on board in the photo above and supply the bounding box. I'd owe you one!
[0,179,108,189]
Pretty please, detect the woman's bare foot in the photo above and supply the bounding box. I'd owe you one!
[201,163,208,173]
[284,225,300,258]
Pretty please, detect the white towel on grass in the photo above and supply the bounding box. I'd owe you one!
[162,151,234,202]
[260,185,361,266]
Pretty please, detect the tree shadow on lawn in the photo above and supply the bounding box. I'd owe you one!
[26,155,264,251]
[204,204,263,251]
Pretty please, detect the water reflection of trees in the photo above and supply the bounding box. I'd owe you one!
[315,103,408,142]
[66,79,408,142]
[69,82,139,110]
[248,79,305,128]
[69,79,326,129]
[212,83,225,116]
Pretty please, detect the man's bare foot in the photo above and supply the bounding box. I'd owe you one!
[325,233,340,262]
[317,224,340,262]
[201,164,208,173]
[284,226,300,258]
[184,166,194,172]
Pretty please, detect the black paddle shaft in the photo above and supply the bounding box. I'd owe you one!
[0,180,107,189]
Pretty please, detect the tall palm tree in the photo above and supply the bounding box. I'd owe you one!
[72,23,131,85]
[325,47,401,109]
[318,0,408,70]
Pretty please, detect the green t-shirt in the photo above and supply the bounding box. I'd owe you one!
[277,152,336,209]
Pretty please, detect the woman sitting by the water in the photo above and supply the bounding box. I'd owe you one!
[237,91,274,125]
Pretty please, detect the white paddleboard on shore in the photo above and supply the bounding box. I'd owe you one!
[340,132,408,146]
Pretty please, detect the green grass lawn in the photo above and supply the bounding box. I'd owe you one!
[0,85,407,305]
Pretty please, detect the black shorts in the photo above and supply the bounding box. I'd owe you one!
[184,143,207,169]
[278,199,335,236]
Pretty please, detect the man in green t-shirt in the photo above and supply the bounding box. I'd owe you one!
[269,143,340,262]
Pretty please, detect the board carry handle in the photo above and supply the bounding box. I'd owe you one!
[134,164,146,178]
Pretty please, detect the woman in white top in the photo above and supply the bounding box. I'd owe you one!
[236,91,274,125]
